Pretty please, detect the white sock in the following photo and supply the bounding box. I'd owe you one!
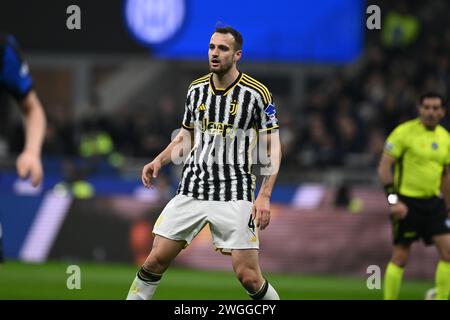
[262,282,280,300]
[126,276,160,300]
[248,279,280,300]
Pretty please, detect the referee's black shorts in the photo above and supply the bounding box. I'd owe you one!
[391,195,450,246]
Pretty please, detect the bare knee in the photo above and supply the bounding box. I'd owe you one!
[438,247,450,262]
[142,253,170,274]
[391,246,410,268]
[235,268,262,293]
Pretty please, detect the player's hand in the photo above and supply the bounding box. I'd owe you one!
[141,158,162,188]
[16,151,43,187]
[389,201,408,220]
[253,194,271,230]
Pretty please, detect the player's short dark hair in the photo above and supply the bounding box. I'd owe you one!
[419,92,445,106]
[214,25,243,51]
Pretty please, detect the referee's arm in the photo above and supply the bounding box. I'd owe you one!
[377,152,396,186]
[377,152,408,219]
[441,167,450,217]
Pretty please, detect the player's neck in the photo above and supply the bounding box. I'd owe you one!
[212,68,240,89]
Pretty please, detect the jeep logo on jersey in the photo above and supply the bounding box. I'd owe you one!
[201,117,234,138]
[385,142,393,152]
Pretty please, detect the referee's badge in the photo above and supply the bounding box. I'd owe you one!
[431,142,438,150]
[385,142,393,151]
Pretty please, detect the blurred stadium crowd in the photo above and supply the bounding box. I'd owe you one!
[0,0,449,177]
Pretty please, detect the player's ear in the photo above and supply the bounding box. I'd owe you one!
[234,49,242,62]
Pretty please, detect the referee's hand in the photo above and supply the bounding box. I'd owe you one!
[142,159,161,188]
[389,201,408,220]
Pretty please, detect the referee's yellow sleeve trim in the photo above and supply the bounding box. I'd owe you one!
[182,123,194,130]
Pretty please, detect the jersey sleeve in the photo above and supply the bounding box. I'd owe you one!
[181,89,194,130]
[255,93,279,132]
[385,126,406,159]
[446,136,450,166]
[0,35,33,101]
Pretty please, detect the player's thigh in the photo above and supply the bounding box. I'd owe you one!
[208,200,258,251]
[153,194,207,244]
[146,234,186,266]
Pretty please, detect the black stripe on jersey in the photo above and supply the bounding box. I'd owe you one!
[238,90,252,129]
[177,162,189,194]
[209,163,219,200]
[244,136,250,171]
[182,90,194,129]
[182,162,196,195]
[234,163,244,201]
[192,86,201,120]
[201,161,210,199]
[224,164,232,201]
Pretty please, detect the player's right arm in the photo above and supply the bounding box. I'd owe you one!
[141,128,193,188]
[377,127,408,219]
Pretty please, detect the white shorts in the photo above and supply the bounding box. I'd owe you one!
[153,194,259,253]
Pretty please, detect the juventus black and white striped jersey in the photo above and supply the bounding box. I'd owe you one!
[176,71,279,202]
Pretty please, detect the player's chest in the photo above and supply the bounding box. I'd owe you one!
[192,95,256,128]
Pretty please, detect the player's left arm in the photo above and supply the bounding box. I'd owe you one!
[16,90,46,186]
[253,129,282,230]
[441,166,450,217]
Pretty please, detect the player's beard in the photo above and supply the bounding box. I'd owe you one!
[209,58,233,76]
